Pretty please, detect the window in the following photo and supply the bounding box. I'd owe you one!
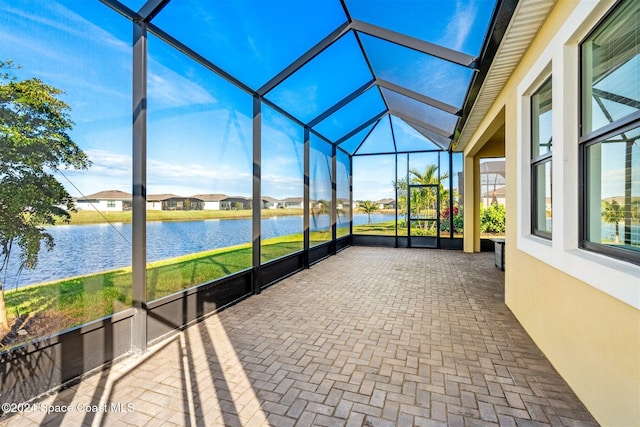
[531,77,553,238]
[580,0,640,264]
[107,201,116,208]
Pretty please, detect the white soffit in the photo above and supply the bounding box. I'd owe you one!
[455,0,558,151]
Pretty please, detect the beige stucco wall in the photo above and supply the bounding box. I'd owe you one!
[506,251,640,426]
[463,1,640,425]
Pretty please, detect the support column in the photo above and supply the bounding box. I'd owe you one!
[252,96,262,294]
[303,128,310,268]
[132,20,147,354]
[349,154,353,238]
[394,153,398,247]
[331,144,337,255]
[449,150,454,239]
[463,154,480,253]
[473,157,481,252]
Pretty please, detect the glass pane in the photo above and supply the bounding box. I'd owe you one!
[360,33,474,108]
[357,116,396,154]
[261,105,304,263]
[439,152,452,238]
[0,1,132,346]
[397,154,408,236]
[409,152,441,186]
[403,120,451,150]
[336,149,351,238]
[313,87,386,142]
[266,32,373,123]
[409,186,438,237]
[586,128,640,252]
[353,155,396,235]
[382,87,458,135]
[391,116,442,152]
[452,153,464,237]
[310,136,333,246]
[533,161,553,236]
[338,122,376,154]
[152,0,347,89]
[532,78,553,158]
[408,153,443,238]
[480,158,506,208]
[582,0,640,135]
[345,0,497,56]
[147,35,253,301]
[480,158,506,236]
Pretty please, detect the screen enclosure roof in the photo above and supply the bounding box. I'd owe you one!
[104,0,518,156]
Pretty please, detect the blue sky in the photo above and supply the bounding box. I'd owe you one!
[1,0,498,201]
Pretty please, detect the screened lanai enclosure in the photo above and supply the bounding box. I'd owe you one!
[0,0,515,404]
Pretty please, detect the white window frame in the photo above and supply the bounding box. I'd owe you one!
[530,76,553,239]
[516,0,640,310]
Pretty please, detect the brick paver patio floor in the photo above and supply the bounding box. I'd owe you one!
[0,247,598,426]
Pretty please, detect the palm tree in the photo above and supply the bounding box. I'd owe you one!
[409,165,449,229]
[602,200,624,243]
[357,200,379,225]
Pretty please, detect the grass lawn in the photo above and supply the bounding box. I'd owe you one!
[353,220,397,235]
[64,208,304,225]
[2,232,332,344]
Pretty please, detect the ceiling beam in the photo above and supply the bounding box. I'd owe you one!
[387,115,397,153]
[404,121,450,150]
[335,110,387,145]
[376,79,460,115]
[351,117,381,155]
[99,0,137,20]
[389,110,452,139]
[351,20,477,68]
[147,23,255,95]
[307,78,375,128]
[138,0,171,22]
[257,21,352,96]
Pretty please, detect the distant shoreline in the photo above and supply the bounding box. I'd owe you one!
[58,208,396,226]
[60,208,306,225]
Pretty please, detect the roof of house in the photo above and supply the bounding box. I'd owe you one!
[189,193,229,202]
[147,194,185,201]
[262,196,280,202]
[223,196,250,202]
[77,190,132,201]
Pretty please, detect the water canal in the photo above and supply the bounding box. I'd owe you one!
[2,213,396,289]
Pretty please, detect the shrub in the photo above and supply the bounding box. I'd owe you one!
[480,203,505,234]
[440,206,464,233]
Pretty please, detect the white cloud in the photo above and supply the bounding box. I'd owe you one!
[84,149,132,177]
[601,167,630,198]
[0,2,130,56]
[147,65,217,108]
[440,0,478,53]
[147,158,252,196]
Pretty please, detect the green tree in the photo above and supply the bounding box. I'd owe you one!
[602,200,624,243]
[393,177,408,226]
[409,165,449,230]
[357,200,379,225]
[631,200,640,222]
[315,199,330,215]
[0,61,90,331]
